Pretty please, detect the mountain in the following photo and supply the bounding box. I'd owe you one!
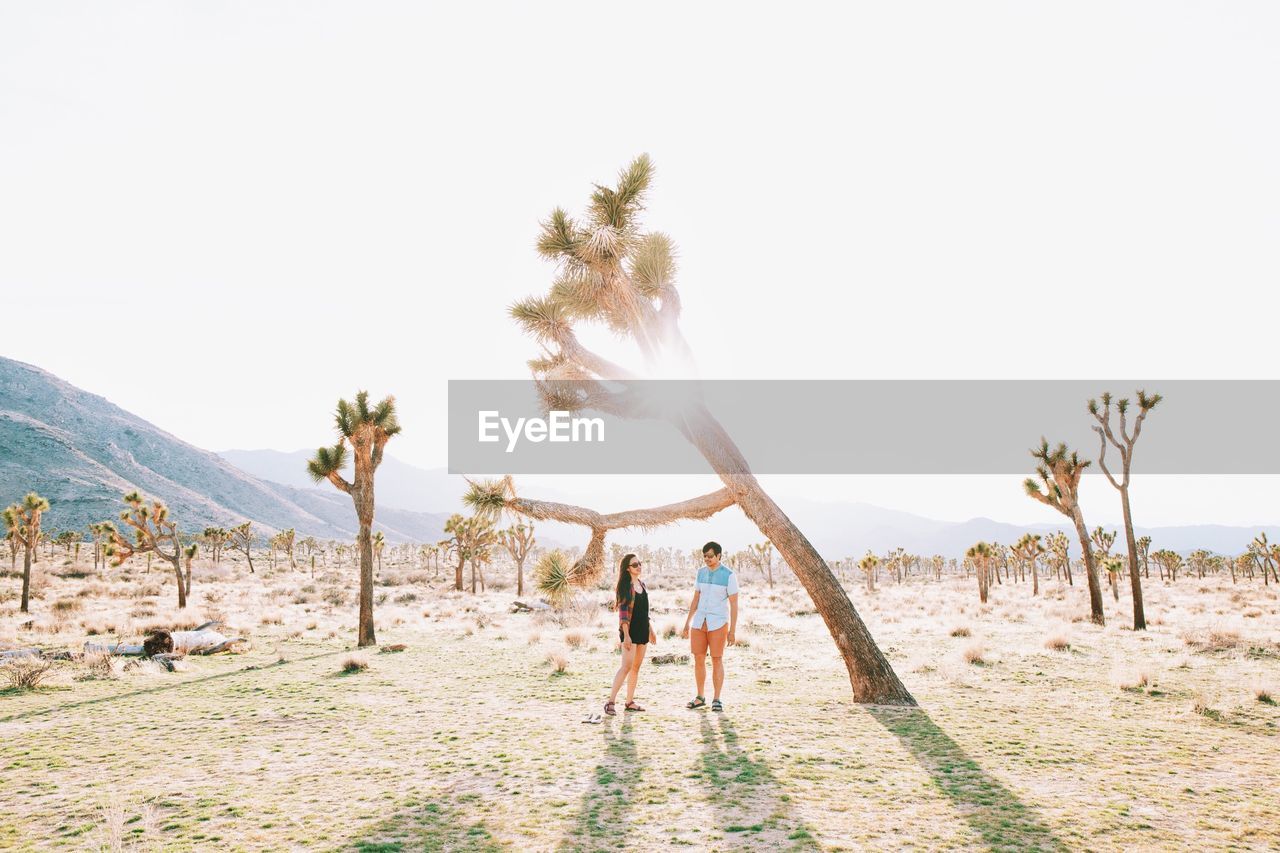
[0,357,445,542]
[218,448,470,515]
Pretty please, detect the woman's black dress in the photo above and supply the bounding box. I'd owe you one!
[619,584,650,645]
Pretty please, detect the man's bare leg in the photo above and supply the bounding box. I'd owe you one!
[694,652,707,698]
[711,655,725,701]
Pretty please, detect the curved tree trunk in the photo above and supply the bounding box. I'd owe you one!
[1070,510,1105,625]
[1119,489,1145,629]
[686,406,914,705]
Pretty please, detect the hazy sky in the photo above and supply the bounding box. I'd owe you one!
[2,3,1278,526]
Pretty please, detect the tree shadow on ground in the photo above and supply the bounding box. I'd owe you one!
[697,713,818,849]
[557,715,645,851]
[337,795,500,853]
[868,706,1069,852]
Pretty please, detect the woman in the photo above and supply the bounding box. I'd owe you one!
[605,553,655,716]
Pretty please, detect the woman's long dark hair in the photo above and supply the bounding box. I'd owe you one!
[616,553,638,610]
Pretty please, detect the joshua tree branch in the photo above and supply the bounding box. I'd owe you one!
[325,471,354,495]
[1093,427,1123,490]
[505,488,736,531]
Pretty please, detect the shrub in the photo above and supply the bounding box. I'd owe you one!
[962,642,987,665]
[1044,632,1071,651]
[394,592,418,605]
[340,654,369,674]
[1,657,54,689]
[564,630,585,649]
[949,625,971,638]
[546,650,569,673]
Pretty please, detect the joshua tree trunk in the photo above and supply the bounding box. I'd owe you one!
[355,488,376,648]
[20,547,32,613]
[171,555,187,609]
[687,407,914,704]
[1070,510,1105,625]
[1119,491,1144,627]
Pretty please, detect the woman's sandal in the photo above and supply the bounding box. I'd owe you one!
[624,700,645,712]
[686,695,706,709]
[604,701,616,717]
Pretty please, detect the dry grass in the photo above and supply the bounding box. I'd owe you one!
[949,624,971,638]
[1,559,1277,850]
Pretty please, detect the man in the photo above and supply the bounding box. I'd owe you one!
[681,540,739,712]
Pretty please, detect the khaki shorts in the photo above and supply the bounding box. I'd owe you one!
[690,623,728,658]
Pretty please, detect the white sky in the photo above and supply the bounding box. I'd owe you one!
[2,3,1278,527]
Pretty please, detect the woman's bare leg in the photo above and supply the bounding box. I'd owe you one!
[609,645,634,703]
[626,643,648,703]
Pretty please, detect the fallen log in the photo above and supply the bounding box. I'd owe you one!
[83,621,247,658]
[511,600,551,613]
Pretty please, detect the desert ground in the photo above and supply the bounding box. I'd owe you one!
[2,552,1278,852]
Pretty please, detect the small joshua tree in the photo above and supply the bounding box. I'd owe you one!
[228,522,256,573]
[1091,527,1119,601]
[307,391,402,647]
[183,543,198,595]
[1024,439,1105,625]
[966,542,994,603]
[373,531,386,575]
[202,527,229,566]
[749,541,776,588]
[273,528,298,572]
[498,523,536,597]
[102,492,188,609]
[1013,533,1046,597]
[857,551,879,593]
[3,492,50,613]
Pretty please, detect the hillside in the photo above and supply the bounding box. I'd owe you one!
[0,357,445,542]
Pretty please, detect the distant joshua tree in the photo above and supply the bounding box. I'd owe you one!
[1013,533,1046,597]
[966,541,994,603]
[307,390,401,648]
[228,522,256,573]
[183,543,198,595]
[202,527,229,566]
[749,541,776,589]
[1024,440,1105,625]
[373,531,386,575]
[272,528,298,571]
[3,492,50,613]
[1046,532,1071,585]
[858,551,879,593]
[498,523,536,597]
[102,492,188,609]
[1151,549,1182,582]
[1091,527,1119,601]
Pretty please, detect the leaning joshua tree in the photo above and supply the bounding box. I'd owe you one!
[1025,439,1105,625]
[3,492,49,614]
[1088,390,1162,630]
[488,155,913,705]
[102,491,188,609]
[307,391,401,648]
